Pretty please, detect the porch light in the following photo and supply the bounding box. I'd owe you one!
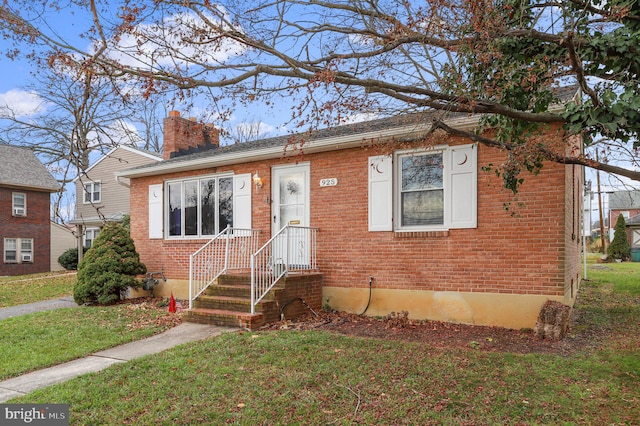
[253,172,263,190]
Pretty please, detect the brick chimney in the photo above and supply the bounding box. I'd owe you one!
[163,111,220,159]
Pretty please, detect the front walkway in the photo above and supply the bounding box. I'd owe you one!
[0,300,239,402]
[0,297,77,320]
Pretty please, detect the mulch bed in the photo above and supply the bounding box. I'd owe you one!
[260,309,601,355]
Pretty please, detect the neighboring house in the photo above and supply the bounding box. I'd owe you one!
[0,144,60,276]
[628,214,640,244]
[608,190,640,254]
[627,215,640,262]
[118,107,583,330]
[608,190,640,237]
[50,221,76,271]
[70,145,161,249]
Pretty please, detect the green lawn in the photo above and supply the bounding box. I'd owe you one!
[0,304,177,380]
[9,260,640,425]
[1,272,177,380]
[0,272,76,307]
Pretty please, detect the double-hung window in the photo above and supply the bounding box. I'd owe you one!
[369,143,477,232]
[398,151,444,228]
[4,238,33,263]
[167,175,234,238]
[84,228,100,248]
[83,181,101,203]
[4,239,17,262]
[12,193,26,216]
[20,239,33,262]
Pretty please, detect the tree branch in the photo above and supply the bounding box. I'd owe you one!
[433,120,640,182]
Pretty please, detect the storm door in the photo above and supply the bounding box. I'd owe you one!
[271,164,310,268]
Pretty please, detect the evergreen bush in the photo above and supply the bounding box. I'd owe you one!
[57,247,87,270]
[607,214,631,261]
[74,222,147,305]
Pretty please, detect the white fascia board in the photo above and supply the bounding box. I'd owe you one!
[73,145,161,182]
[114,114,487,179]
[117,145,163,161]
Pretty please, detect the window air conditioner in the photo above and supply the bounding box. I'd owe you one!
[13,207,25,216]
[21,253,32,262]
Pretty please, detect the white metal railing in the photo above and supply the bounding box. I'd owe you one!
[189,227,260,309]
[250,225,319,314]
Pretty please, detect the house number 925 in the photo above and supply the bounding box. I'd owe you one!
[320,178,338,187]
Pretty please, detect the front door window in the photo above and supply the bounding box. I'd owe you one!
[278,173,306,229]
[272,164,311,267]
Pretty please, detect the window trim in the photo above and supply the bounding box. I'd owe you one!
[4,238,33,263]
[394,147,449,232]
[12,192,27,217]
[165,173,234,240]
[83,228,100,248]
[83,181,102,204]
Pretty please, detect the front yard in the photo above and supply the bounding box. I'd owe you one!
[0,272,76,307]
[4,258,639,425]
[0,273,179,380]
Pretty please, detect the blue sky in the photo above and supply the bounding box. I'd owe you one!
[0,4,291,145]
[0,1,634,225]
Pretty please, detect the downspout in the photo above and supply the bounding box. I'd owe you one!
[77,224,84,264]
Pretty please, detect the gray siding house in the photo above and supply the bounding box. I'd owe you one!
[70,145,161,248]
[50,221,76,271]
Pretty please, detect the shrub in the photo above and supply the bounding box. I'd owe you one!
[607,214,631,261]
[74,222,147,305]
[121,214,130,231]
[57,247,87,270]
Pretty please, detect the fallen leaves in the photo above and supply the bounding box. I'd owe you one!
[123,298,183,331]
[261,310,586,355]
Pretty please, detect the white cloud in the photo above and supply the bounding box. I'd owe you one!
[0,89,46,118]
[339,112,380,125]
[86,119,144,148]
[99,10,247,71]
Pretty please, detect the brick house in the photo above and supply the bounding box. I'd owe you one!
[0,144,60,276]
[118,110,583,330]
[608,190,640,254]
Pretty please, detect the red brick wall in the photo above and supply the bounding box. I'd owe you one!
[130,136,579,299]
[267,274,323,322]
[0,188,52,276]
[610,209,640,229]
[564,163,583,302]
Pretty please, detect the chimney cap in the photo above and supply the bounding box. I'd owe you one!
[169,110,181,117]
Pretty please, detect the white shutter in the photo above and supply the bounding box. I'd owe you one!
[447,144,477,229]
[233,174,252,229]
[148,184,163,239]
[368,155,393,231]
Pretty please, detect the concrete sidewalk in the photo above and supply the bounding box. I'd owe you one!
[0,322,239,402]
[0,297,78,320]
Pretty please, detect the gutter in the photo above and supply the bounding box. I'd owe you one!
[116,102,569,180]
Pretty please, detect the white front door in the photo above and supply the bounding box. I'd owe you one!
[272,163,310,267]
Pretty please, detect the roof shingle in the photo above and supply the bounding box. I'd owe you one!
[0,144,60,192]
